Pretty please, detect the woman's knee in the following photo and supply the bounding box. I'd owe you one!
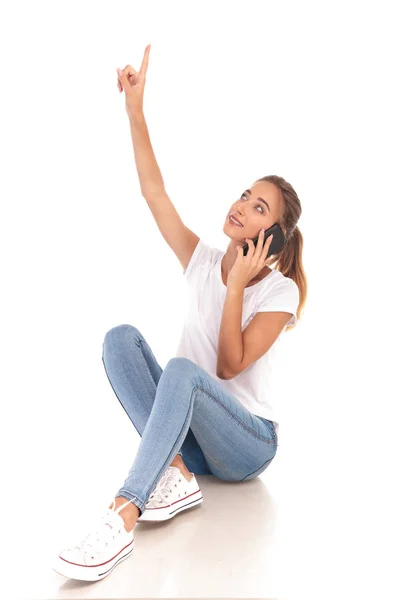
[164,356,198,373]
[103,324,142,352]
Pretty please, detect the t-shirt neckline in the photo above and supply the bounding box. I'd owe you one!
[217,252,276,292]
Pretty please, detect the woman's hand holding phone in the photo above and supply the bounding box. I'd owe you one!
[242,223,286,258]
[226,229,274,290]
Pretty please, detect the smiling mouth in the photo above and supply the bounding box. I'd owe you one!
[228,215,244,227]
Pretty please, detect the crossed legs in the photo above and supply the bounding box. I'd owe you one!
[108,452,192,532]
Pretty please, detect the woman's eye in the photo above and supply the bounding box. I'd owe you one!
[241,193,264,213]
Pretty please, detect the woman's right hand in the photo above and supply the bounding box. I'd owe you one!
[116,44,151,120]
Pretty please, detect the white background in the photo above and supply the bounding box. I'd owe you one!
[1,1,399,598]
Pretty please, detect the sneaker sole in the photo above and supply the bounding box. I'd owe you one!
[137,488,203,522]
[52,538,134,581]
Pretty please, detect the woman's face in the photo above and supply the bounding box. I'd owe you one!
[224,181,281,241]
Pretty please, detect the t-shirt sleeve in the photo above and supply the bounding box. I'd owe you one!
[183,238,219,283]
[256,277,300,328]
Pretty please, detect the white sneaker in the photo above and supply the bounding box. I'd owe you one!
[137,466,203,522]
[52,499,135,581]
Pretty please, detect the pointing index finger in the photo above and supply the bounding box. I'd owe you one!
[139,44,151,77]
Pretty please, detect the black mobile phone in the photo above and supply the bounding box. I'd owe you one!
[242,223,286,258]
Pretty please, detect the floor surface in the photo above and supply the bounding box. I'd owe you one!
[6,465,286,599]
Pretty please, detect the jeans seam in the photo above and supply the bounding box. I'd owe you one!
[102,332,156,440]
[194,385,276,445]
[257,417,278,444]
[102,355,146,441]
[119,382,196,508]
[240,452,277,481]
[136,337,158,386]
[136,337,184,457]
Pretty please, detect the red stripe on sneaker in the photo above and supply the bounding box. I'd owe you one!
[147,488,201,511]
[59,538,134,568]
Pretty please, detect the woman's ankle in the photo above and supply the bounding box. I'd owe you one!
[170,457,192,481]
[109,497,140,531]
[170,453,185,469]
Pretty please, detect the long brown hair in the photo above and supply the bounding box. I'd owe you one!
[255,175,307,331]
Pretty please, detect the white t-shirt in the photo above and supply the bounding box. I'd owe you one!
[175,238,299,437]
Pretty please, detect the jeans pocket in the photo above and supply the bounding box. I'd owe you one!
[257,416,278,444]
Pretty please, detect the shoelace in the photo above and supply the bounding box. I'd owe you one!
[73,509,123,556]
[148,467,182,506]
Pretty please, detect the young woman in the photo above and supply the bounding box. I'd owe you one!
[53,45,307,582]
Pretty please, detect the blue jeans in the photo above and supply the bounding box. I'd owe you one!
[102,324,278,517]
